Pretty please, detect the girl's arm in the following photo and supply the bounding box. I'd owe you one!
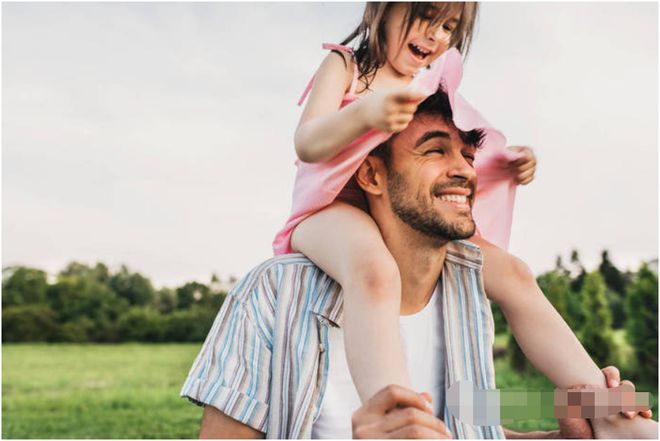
[473,236,607,389]
[295,52,365,163]
[295,52,424,163]
[473,225,659,438]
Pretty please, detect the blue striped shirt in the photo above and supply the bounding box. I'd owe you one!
[181,240,504,439]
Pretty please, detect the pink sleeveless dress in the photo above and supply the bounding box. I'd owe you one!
[272,44,523,255]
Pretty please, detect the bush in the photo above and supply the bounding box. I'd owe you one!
[59,262,111,285]
[109,266,155,306]
[53,317,95,343]
[580,271,617,367]
[153,288,177,314]
[176,282,211,310]
[2,267,48,307]
[47,276,129,325]
[605,288,625,329]
[163,306,217,342]
[198,292,226,312]
[491,303,508,335]
[565,289,586,333]
[626,264,658,385]
[507,334,530,373]
[117,307,166,342]
[2,305,58,342]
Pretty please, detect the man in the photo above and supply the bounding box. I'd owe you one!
[181,88,655,439]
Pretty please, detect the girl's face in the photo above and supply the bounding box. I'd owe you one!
[385,3,461,78]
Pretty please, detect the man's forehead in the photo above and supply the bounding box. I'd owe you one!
[411,113,451,128]
[398,114,458,145]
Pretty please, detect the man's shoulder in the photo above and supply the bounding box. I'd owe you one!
[228,253,339,305]
[245,253,325,279]
[445,240,483,270]
[249,253,318,275]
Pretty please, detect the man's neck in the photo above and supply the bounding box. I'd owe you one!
[380,220,448,315]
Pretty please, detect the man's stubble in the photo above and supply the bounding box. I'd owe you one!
[387,168,476,242]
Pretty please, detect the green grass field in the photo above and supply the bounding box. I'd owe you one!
[3,343,657,438]
[3,344,204,439]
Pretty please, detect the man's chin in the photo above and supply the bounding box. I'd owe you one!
[441,225,476,241]
[442,215,477,239]
[436,214,476,240]
[417,218,476,242]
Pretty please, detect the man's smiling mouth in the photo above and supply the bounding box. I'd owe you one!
[433,185,474,208]
[438,194,469,204]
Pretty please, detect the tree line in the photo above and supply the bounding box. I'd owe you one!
[3,250,657,387]
[2,262,230,343]
[495,250,657,388]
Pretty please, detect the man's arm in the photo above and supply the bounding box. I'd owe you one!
[503,427,561,439]
[502,416,593,439]
[199,406,265,439]
[503,418,596,439]
[180,290,272,437]
[503,417,660,439]
[593,414,659,439]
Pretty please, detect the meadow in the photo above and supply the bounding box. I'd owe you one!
[2,342,656,438]
[2,344,203,439]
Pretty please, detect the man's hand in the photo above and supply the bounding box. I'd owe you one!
[352,385,452,439]
[507,146,537,185]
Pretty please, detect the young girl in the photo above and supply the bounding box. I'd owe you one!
[274,2,650,426]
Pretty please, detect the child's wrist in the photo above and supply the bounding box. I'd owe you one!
[354,98,374,132]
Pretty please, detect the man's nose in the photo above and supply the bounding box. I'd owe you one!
[447,153,477,182]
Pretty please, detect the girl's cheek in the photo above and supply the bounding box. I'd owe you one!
[440,34,451,47]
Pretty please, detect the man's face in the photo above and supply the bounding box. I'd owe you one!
[385,113,478,241]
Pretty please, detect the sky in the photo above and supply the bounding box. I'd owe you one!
[2,2,657,288]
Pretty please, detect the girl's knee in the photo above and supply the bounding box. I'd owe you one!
[349,253,401,299]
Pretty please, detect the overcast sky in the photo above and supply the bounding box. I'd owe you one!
[3,2,657,288]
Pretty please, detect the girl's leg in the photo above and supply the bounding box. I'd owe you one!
[292,201,411,403]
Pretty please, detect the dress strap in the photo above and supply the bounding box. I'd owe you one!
[297,43,358,106]
[321,42,353,54]
[347,56,360,97]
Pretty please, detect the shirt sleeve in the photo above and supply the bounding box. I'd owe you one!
[180,293,272,433]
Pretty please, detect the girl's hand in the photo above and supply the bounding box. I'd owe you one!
[602,365,653,419]
[558,366,652,439]
[362,86,427,133]
[506,146,537,185]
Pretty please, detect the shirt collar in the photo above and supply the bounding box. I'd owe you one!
[306,240,481,326]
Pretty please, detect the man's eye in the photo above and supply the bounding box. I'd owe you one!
[443,24,455,33]
[464,154,475,163]
[426,148,445,155]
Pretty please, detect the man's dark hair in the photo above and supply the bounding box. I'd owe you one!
[370,86,485,169]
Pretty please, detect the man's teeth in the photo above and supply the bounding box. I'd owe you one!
[439,195,468,203]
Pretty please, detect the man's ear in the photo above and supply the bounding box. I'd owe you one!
[355,156,386,196]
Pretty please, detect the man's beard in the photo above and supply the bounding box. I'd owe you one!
[387,169,476,241]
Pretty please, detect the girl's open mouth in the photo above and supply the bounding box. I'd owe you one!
[409,43,431,60]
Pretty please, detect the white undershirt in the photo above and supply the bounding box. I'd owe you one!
[312,282,445,439]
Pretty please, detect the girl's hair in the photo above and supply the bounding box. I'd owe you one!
[340,2,479,91]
